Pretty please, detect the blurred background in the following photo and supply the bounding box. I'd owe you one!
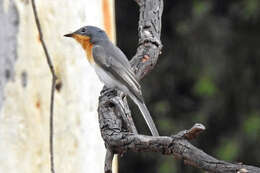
[116,0,260,172]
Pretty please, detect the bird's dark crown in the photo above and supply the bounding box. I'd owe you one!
[72,26,108,43]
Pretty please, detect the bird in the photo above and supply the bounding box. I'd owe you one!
[64,26,159,136]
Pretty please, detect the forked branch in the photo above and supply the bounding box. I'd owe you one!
[98,0,260,173]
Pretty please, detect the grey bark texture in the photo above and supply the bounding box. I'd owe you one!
[98,0,260,173]
[0,0,18,109]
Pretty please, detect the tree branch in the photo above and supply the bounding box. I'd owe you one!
[31,1,56,173]
[97,0,260,173]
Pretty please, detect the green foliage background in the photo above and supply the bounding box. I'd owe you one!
[116,0,260,172]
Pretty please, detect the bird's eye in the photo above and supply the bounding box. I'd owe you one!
[81,28,86,33]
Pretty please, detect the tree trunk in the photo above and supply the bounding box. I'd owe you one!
[0,0,115,172]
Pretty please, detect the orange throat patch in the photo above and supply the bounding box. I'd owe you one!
[73,34,94,64]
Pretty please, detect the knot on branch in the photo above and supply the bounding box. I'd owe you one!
[237,168,249,173]
[172,123,206,140]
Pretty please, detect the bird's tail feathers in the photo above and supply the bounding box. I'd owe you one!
[138,101,159,136]
[129,93,159,136]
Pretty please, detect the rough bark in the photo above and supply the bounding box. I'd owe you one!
[98,0,260,173]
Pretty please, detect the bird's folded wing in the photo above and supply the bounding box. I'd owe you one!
[92,45,143,102]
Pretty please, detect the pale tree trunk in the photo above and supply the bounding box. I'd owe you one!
[0,0,115,172]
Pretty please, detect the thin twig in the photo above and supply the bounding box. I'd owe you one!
[31,1,57,173]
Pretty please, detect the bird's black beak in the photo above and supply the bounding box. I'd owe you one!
[64,33,74,37]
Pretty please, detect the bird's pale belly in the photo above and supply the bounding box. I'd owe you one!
[93,64,128,93]
[94,64,115,88]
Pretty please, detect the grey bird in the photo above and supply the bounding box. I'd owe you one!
[64,26,159,136]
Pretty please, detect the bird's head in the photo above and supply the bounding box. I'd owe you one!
[64,25,108,45]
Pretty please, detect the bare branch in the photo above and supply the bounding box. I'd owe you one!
[99,100,260,173]
[105,149,114,173]
[31,1,56,173]
[131,0,163,79]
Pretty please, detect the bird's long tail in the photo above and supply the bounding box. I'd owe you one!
[129,94,159,136]
[138,101,159,136]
